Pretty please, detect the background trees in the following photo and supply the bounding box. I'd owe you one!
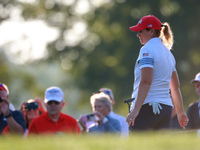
[0,0,200,118]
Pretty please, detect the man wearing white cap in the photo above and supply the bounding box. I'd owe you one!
[28,86,81,135]
[99,88,129,136]
[186,73,200,129]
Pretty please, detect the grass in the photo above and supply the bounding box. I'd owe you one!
[0,130,200,150]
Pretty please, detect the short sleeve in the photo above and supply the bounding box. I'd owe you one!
[171,52,176,72]
[11,110,26,131]
[138,47,154,69]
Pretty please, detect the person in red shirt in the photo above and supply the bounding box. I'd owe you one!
[28,86,81,135]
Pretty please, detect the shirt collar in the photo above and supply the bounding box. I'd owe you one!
[44,112,64,122]
[146,37,161,45]
[109,111,114,116]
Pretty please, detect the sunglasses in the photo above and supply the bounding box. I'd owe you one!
[195,83,200,88]
[47,101,60,105]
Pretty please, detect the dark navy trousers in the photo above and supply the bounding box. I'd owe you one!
[129,103,172,131]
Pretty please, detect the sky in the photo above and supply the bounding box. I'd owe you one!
[0,0,111,64]
[0,2,59,64]
[0,20,59,64]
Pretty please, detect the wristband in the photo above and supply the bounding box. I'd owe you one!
[4,113,12,118]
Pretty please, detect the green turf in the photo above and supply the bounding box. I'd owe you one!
[0,131,200,150]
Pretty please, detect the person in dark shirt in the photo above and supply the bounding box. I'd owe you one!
[186,73,200,129]
[0,83,26,135]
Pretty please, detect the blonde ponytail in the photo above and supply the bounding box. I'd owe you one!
[160,22,174,50]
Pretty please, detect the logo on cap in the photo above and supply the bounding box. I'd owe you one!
[139,19,143,24]
[44,86,64,103]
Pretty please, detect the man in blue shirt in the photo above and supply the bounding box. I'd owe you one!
[99,88,129,136]
[78,93,121,133]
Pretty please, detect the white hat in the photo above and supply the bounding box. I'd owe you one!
[191,72,200,83]
[44,86,64,103]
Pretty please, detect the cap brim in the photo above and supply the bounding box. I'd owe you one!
[44,98,62,103]
[129,25,145,32]
[190,79,200,83]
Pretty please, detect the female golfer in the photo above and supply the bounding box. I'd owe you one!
[126,15,188,130]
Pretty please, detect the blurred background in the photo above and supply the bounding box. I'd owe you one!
[0,0,199,119]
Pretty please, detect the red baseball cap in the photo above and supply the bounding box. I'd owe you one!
[129,15,162,32]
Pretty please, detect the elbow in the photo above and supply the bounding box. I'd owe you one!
[140,79,152,87]
[170,83,180,91]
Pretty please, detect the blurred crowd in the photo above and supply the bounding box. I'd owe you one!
[0,84,128,136]
[0,72,200,137]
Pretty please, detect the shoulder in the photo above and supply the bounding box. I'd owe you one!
[10,110,22,115]
[187,101,198,110]
[107,115,120,124]
[140,46,151,53]
[188,101,198,108]
[139,44,155,58]
[110,112,126,121]
[10,110,24,118]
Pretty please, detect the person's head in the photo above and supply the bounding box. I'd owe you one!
[129,15,174,49]
[0,83,9,100]
[44,86,65,117]
[25,99,40,119]
[0,83,9,113]
[90,93,112,117]
[23,99,40,127]
[191,72,200,97]
[99,88,115,105]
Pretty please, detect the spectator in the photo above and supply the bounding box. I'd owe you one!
[0,83,26,135]
[78,93,121,134]
[28,86,81,135]
[186,72,200,129]
[99,88,129,136]
[19,98,46,134]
